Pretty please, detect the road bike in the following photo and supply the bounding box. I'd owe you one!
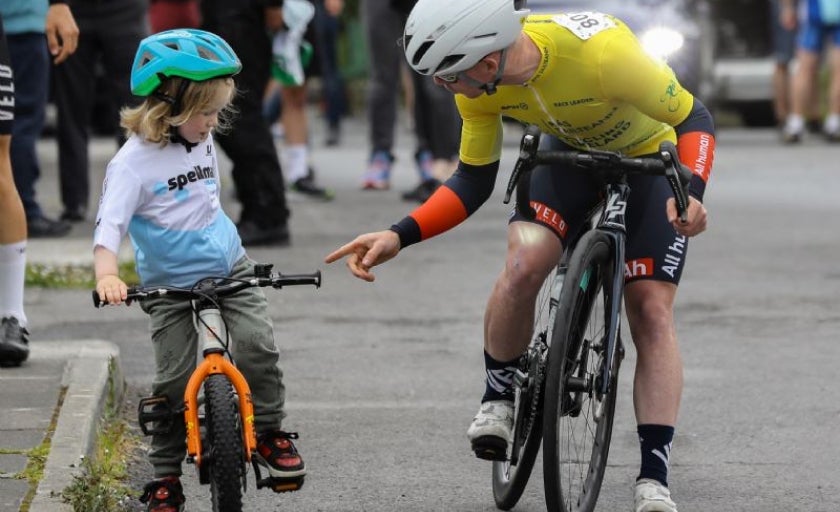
[93,263,321,511]
[491,125,691,512]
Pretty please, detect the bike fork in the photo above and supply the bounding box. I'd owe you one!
[184,353,258,469]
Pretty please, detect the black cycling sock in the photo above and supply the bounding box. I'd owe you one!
[481,351,518,403]
[637,424,675,487]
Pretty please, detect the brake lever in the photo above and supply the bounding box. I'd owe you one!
[659,141,691,223]
[504,125,541,205]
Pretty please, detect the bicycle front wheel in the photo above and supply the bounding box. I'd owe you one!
[204,374,246,512]
[542,230,622,512]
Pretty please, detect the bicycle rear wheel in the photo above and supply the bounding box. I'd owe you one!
[542,230,622,512]
[204,374,246,512]
[491,266,557,509]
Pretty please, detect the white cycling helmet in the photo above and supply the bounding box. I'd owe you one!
[402,0,529,77]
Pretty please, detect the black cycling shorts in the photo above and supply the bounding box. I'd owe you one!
[0,15,13,135]
[509,135,688,285]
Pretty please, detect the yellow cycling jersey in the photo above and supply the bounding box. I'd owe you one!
[456,12,695,166]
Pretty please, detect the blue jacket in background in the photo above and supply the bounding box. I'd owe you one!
[0,0,49,35]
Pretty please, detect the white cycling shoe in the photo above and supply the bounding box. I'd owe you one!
[466,400,513,461]
[634,478,678,512]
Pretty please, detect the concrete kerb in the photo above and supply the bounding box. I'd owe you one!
[29,340,123,511]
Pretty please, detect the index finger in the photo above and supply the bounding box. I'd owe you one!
[324,242,359,264]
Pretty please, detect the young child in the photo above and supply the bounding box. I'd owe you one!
[93,29,305,511]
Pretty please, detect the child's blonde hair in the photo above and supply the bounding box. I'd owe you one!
[120,76,237,146]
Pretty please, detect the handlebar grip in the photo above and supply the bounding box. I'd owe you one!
[92,286,141,307]
[273,271,322,289]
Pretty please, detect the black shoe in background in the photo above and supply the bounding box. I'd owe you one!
[291,176,334,201]
[27,216,71,238]
[325,125,340,147]
[806,119,823,134]
[0,317,30,367]
[401,178,442,203]
[237,220,291,247]
[60,207,86,222]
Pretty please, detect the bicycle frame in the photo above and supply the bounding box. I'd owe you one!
[595,181,630,397]
[184,305,257,469]
[505,125,691,400]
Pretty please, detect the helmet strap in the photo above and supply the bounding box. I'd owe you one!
[153,77,199,151]
[455,48,508,96]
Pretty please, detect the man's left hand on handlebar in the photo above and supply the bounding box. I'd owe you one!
[666,196,707,237]
[324,230,401,282]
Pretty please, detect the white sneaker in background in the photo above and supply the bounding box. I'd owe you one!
[782,115,804,144]
[823,114,840,142]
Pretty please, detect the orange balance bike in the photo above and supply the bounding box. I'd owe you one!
[93,263,320,511]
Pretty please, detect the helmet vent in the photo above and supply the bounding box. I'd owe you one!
[197,46,220,61]
[412,41,433,66]
[435,55,465,74]
[138,51,153,67]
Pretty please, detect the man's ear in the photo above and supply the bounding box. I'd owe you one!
[481,51,502,76]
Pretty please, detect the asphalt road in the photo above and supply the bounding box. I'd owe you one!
[26,122,840,511]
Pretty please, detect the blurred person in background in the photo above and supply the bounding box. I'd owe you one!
[0,0,78,238]
[313,0,347,147]
[780,0,840,142]
[360,0,461,203]
[771,0,798,127]
[269,0,335,201]
[52,0,147,223]
[200,0,293,246]
[0,2,78,366]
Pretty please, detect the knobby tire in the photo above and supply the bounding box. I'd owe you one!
[205,374,245,512]
[542,230,621,512]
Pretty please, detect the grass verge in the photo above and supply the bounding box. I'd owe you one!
[62,359,139,512]
[25,261,139,289]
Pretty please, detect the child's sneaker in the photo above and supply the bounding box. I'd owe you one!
[254,431,306,492]
[139,476,185,512]
[361,150,393,190]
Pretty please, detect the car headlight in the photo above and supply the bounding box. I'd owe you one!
[640,27,685,60]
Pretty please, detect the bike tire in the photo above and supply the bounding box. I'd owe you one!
[491,382,543,510]
[490,277,553,510]
[542,230,622,512]
[204,374,245,512]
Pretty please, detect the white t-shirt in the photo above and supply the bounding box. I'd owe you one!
[93,133,245,287]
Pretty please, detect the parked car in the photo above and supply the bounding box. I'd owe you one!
[526,0,717,103]
[709,0,777,126]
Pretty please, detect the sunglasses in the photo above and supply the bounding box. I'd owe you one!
[436,72,460,83]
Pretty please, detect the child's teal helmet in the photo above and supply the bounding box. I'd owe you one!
[130,29,242,97]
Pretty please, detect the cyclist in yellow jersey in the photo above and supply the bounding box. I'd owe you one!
[326,2,714,510]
